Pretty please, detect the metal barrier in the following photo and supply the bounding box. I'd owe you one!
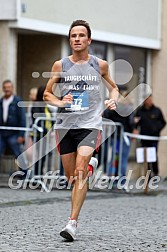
[31,117,60,175]
[98,121,124,177]
[0,126,34,172]
[0,123,57,192]
[0,125,48,168]
[25,118,124,191]
[0,120,124,191]
[31,116,68,191]
[1,121,167,193]
[31,118,124,174]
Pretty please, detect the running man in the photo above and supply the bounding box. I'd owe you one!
[43,20,119,241]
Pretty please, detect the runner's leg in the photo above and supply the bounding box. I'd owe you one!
[61,152,76,183]
[70,146,93,221]
[60,146,97,241]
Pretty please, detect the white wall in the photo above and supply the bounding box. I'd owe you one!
[19,0,161,47]
[0,0,18,20]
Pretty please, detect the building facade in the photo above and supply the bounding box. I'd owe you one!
[0,0,167,176]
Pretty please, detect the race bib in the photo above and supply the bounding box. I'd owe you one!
[65,91,89,111]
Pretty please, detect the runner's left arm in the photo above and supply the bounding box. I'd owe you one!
[99,59,119,110]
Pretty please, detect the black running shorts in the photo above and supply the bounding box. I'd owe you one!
[55,128,101,155]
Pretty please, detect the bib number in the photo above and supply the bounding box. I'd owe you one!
[65,91,89,111]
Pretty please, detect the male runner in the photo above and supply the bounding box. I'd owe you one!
[43,20,119,241]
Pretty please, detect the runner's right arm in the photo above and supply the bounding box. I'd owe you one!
[43,60,73,107]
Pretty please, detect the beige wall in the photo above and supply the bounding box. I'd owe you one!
[0,22,9,86]
[17,34,62,100]
[151,0,167,177]
[21,0,160,41]
[0,22,17,93]
[0,0,18,20]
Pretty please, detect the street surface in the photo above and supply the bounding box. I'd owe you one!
[0,187,167,252]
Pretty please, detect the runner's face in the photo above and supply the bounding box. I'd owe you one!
[69,26,91,52]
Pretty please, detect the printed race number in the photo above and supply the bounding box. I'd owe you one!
[65,91,89,111]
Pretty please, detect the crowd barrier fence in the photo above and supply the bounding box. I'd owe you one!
[1,119,167,192]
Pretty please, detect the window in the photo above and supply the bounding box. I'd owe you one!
[89,41,107,59]
[114,45,147,106]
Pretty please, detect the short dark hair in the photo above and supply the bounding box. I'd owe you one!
[2,79,13,86]
[68,20,91,39]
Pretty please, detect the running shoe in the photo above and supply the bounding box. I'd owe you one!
[60,218,77,241]
[88,157,98,176]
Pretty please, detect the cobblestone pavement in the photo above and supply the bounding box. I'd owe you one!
[0,187,167,252]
